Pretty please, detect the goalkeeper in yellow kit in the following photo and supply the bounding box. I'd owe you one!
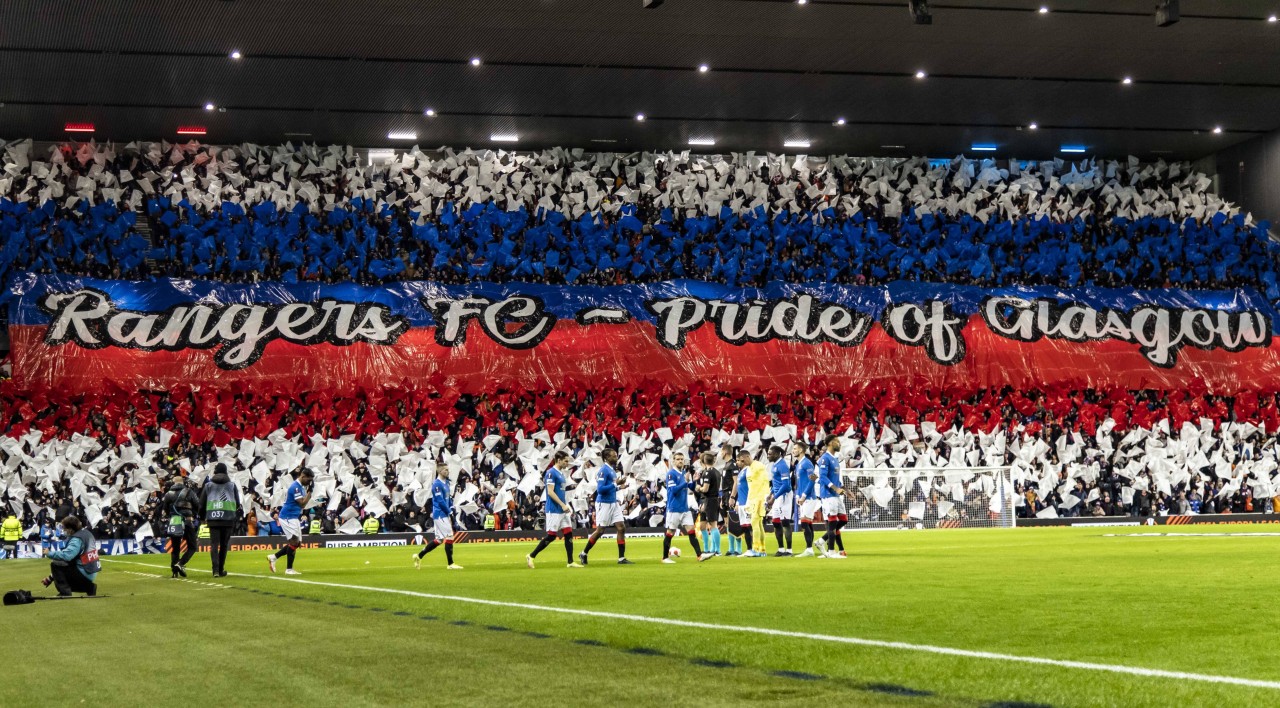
[736,449,770,556]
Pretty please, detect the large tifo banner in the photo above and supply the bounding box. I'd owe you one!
[7,274,1279,392]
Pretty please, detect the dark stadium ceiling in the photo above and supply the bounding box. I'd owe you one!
[1,0,1279,160]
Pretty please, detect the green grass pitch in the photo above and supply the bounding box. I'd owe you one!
[2,525,1278,707]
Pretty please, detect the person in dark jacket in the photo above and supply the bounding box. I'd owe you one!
[162,478,200,578]
[1101,493,1124,516]
[41,515,99,597]
[1132,489,1152,517]
[55,499,74,526]
[199,463,241,577]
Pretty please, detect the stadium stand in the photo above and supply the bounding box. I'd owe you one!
[0,139,1274,291]
[0,380,1277,538]
[1,140,1278,541]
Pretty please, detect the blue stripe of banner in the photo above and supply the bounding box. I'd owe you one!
[6,273,1274,333]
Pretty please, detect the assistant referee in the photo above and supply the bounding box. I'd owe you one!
[696,451,722,556]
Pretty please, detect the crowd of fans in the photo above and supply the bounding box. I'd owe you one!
[2,139,1278,541]
[1,139,1275,296]
[2,381,1278,539]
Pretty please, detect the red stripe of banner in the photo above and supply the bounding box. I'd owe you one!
[12,315,1280,393]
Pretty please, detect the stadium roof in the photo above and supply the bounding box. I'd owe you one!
[1,0,1278,159]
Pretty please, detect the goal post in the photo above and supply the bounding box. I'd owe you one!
[835,466,1017,530]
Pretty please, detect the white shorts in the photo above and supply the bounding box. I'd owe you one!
[768,493,795,521]
[821,496,848,518]
[664,511,694,530]
[595,502,623,527]
[800,498,822,522]
[432,517,455,541]
[545,512,571,534]
[279,518,302,540]
[736,504,751,525]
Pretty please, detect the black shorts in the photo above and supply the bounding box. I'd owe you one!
[701,501,720,523]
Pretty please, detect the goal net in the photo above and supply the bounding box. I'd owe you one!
[835,466,1016,530]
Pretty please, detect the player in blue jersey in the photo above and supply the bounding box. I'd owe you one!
[527,451,583,568]
[816,436,847,559]
[791,440,820,557]
[413,462,463,569]
[267,468,312,575]
[766,446,794,556]
[40,520,57,557]
[662,452,708,563]
[579,448,632,565]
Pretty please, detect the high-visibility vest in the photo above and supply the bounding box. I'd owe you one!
[362,517,380,534]
[1,516,21,542]
[483,515,495,530]
[309,519,322,535]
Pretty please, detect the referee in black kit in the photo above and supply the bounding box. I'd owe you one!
[696,451,722,556]
[718,446,738,555]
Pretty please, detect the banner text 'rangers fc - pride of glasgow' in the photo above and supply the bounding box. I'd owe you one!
[8,274,1277,392]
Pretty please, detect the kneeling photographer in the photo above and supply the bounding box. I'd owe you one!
[41,516,99,597]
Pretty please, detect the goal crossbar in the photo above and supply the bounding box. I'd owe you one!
[827,466,1016,529]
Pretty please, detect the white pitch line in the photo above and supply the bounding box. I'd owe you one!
[1104,532,1280,538]
[103,558,1280,691]
[119,568,228,589]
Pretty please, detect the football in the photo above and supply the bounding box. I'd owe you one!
[669,547,682,558]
